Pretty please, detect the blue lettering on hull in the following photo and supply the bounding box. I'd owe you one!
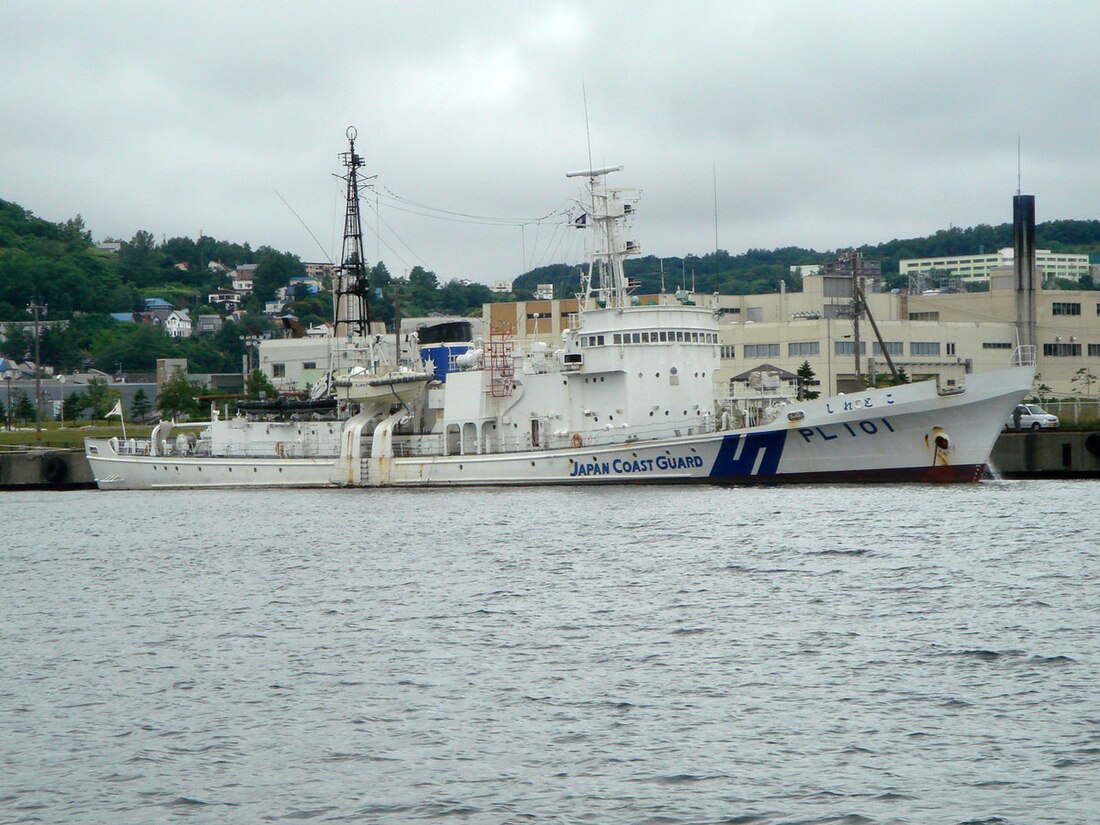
[709,430,787,479]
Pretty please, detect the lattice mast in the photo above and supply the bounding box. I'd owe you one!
[566,164,639,312]
[334,126,372,339]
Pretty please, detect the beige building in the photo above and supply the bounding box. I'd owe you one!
[485,274,1100,398]
[900,248,1090,287]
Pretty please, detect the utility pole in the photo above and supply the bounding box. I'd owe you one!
[849,253,862,382]
[27,299,47,433]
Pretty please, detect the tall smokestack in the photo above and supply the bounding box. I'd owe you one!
[1013,194,1037,350]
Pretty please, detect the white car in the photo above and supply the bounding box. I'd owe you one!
[1005,404,1060,430]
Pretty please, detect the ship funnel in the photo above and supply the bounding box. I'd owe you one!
[1013,194,1037,350]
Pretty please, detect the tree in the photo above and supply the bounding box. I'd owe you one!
[1071,367,1097,398]
[252,246,305,302]
[84,377,120,419]
[796,361,820,400]
[62,390,87,423]
[12,388,34,423]
[888,367,910,386]
[157,368,203,420]
[117,230,162,288]
[245,369,278,400]
[131,387,152,420]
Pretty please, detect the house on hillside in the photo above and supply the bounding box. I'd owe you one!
[208,289,242,309]
[138,308,192,337]
[287,274,323,296]
[232,263,257,294]
[195,315,223,335]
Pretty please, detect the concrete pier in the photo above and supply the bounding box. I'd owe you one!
[0,449,96,489]
[992,430,1100,479]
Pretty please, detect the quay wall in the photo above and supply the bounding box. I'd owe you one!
[991,431,1100,478]
[0,449,96,489]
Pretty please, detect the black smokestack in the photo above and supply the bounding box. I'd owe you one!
[1013,194,1037,349]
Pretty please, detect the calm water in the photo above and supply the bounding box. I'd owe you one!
[1,482,1098,824]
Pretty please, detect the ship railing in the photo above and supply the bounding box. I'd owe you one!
[1011,345,1037,367]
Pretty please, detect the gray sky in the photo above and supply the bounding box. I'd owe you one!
[2,1,1097,285]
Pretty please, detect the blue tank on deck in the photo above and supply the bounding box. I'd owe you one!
[415,321,474,382]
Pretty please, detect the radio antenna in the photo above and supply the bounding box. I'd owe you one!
[582,77,594,173]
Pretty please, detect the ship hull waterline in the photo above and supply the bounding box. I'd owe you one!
[85,365,1030,490]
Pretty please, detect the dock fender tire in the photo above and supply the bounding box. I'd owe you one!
[43,453,68,484]
[1086,433,1100,457]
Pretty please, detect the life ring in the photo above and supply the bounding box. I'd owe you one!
[43,453,68,484]
[571,432,583,448]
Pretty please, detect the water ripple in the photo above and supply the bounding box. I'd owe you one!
[1,482,1097,823]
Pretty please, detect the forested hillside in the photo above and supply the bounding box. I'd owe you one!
[512,220,1100,299]
[0,198,507,372]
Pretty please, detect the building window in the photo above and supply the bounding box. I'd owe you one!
[911,342,940,356]
[1052,302,1081,316]
[908,312,940,322]
[718,307,741,316]
[788,341,820,357]
[746,307,764,323]
[745,343,780,359]
[873,341,903,356]
[303,362,317,370]
[1089,344,1100,357]
[946,343,956,356]
[1043,343,1081,357]
[273,364,286,377]
[834,341,866,356]
[982,342,1013,350]
[720,345,736,359]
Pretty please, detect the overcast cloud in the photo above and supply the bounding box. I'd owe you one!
[2,1,1097,285]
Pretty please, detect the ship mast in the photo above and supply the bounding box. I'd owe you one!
[334,126,373,339]
[567,164,639,311]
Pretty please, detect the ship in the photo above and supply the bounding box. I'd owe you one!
[85,138,1035,489]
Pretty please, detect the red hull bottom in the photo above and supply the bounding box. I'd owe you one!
[717,463,987,485]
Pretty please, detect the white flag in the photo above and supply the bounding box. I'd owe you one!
[106,399,124,418]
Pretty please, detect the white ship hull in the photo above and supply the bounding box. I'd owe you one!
[84,448,337,490]
[360,365,1030,487]
[85,366,1030,490]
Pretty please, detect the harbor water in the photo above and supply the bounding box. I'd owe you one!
[2,481,1097,824]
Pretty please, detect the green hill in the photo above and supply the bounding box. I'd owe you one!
[512,219,1100,299]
